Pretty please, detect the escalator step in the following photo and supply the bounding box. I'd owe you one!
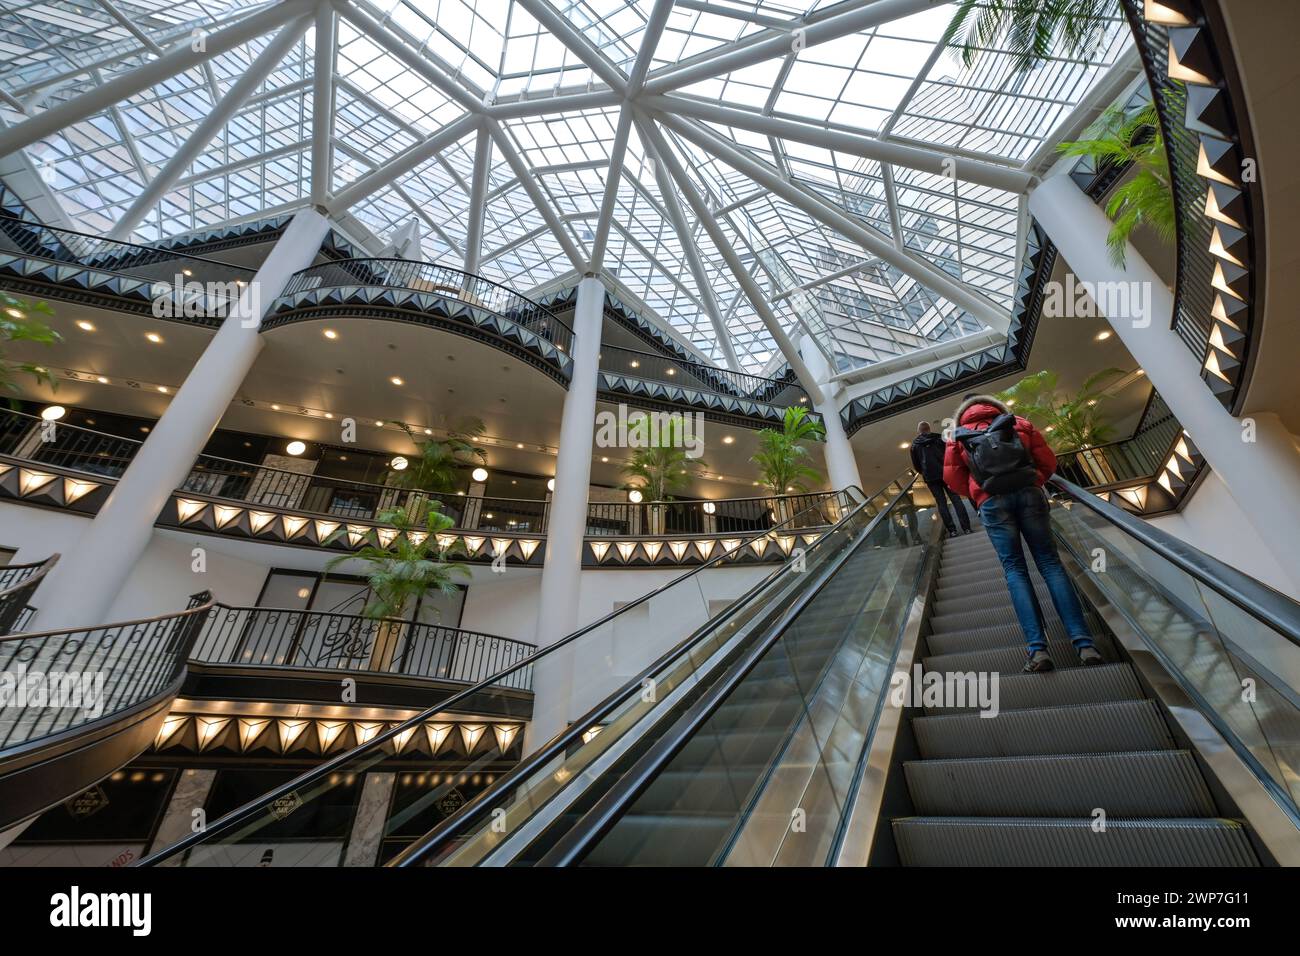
[891,817,1259,866]
[921,635,1115,675]
[925,619,1071,654]
[582,812,735,867]
[904,750,1217,817]
[933,581,1055,617]
[930,604,1063,634]
[911,699,1174,759]
[935,565,1013,589]
[923,663,1144,715]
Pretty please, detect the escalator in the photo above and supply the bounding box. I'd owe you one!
[142,474,1300,867]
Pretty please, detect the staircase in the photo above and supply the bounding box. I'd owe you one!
[891,528,1260,866]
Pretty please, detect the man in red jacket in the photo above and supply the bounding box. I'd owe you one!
[944,394,1102,673]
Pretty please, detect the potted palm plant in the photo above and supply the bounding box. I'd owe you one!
[1058,103,1176,266]
[1,292,59,399]
[942,0,1118,75]
[751,406,826,522]
[325,502,469,672]
[392,418,488,525]
[997,367,1126,452]
[622,417,706,534]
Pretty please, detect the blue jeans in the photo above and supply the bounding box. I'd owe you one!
[978,486,1094,653]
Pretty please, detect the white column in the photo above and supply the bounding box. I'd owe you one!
[535,276,602,645]
[801,334,862,492]
[1030,174,1300,591]
[526,276,602,751]
[33,210,331,629]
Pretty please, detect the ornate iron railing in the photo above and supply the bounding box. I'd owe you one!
[0,218,255,309]
[190,604,535,691]
[1055,393,1181,489]
[585,491,841,537]
[0,592,214,751]
[279,258,573,354]
[597,343,812,407]
[0,554,58,634]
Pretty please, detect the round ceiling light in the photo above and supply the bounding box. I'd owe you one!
[40,405,66,421]
[702,501,716,514]
[390,456,409,471]
[286,440,307,456]
[628,489,643,503]
[471,467,489,483]
[547,478,556,492]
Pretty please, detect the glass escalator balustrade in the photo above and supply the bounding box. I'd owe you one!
[138,483,894,867]
[1048,484,1300,821]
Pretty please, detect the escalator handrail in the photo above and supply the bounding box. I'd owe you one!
[390,473,912,866]
[137,482,874,865]
[1049,476,1300,648]
[533,476,919,866]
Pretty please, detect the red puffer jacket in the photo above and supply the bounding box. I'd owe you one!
[943,394,1058,507]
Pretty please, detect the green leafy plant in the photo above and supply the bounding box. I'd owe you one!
[997,367,1127,451]
[1058,103,1176,267]
[326,503,469,621]
[942,0,1117,75]
[393,418,487,494]
[1,291,59,398]
[622,417,706,502]
[750,406,826,496]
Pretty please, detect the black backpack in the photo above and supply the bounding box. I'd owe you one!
[953,413,1038,495]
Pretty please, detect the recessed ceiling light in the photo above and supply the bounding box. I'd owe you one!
[96,375,109,384]
[390,456,408,471]
[899,442,909,449]
[516,442,524,449]
[424,428,433,435]
[182,268,193,277]
[471,467,489,483]
[390,376,403,386]
[547,478,555,492]
[76,320,95,332]
[630,360,640,368]
[375,421,384,427]
[145,332,162,343]
[40,405,66,421]
[271,403,281,410]
[286,440,307,456]
[4,307,23,319]
[722,436,734,445]
[157,385,168,393]
[1136,368,1146,376]
[323,329,338,340]
[600,456,609,463]
[324,412,334,419]
[1095,330,1112,341]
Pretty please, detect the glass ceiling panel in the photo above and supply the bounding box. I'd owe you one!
[0,0,1132,377]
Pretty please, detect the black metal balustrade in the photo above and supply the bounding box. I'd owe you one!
[0,592,214,751]
[0,554,58,634]
[1054,393,1181,489]
[586,491,841,537]
[597,343,811,407]
[0,218,255,313]
[190,604,535,691]
[279,258,574,354]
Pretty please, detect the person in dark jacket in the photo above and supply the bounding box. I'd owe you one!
[944,394,1102,673]
[909,421,971,538]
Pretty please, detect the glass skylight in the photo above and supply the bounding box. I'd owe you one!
[0,0,1131,376]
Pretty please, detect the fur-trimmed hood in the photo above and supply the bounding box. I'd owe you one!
[954,394,1013,426]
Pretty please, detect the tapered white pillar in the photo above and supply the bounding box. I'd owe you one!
[1030,174,1300,591]
[535,276,602,645]
[527,276,602,750]
[33,210,331,629]
[801,334,862,492]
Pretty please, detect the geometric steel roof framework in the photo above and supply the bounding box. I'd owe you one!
[0,0,1131,379]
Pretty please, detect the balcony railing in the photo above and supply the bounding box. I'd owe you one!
[279,258,573,354]
[586,491,841,537]
[0,591,214,751]
[1054,394,1181,490]
[0,217,255,315]
[190,604,534,691]
[597,343,811,407]
[0,554,57,634]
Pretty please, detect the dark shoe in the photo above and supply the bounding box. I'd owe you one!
[1022,650,1055,673]
[1077,645,1104,666]
[946,530,960,539]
